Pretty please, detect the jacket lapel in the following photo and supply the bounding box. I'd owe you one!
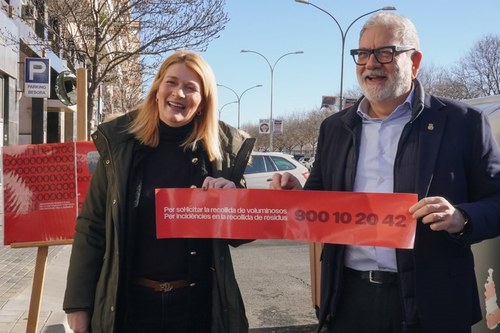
[415,96,447,198]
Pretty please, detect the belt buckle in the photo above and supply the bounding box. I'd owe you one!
[159,282,173,292]
[368,271,383,284]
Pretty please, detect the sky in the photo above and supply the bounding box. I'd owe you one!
[196,0,500,128]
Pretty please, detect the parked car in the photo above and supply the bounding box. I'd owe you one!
[244,152,310,189]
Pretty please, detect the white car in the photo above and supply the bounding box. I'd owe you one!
[298,156,315,171]
[244,152,310,189]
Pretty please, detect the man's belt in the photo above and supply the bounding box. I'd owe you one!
[345,267,398,284]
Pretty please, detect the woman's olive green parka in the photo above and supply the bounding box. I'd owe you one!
[63,112,255,333]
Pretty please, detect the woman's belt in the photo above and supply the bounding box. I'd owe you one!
[135,277,190,292]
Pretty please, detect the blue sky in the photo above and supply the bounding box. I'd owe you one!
[200,0,500,128]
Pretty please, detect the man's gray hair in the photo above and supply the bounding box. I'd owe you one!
[360,12,420,51]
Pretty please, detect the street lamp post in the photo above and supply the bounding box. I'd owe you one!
[217,84,263,129]
[295,0,396,110]
[241,50,304,151]
[218,100,238,120]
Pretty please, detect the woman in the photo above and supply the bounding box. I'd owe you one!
[63,50,255,333]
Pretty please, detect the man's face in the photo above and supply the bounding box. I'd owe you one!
[356,26,415,103]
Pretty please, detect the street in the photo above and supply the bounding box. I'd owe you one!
[231,240,318,330]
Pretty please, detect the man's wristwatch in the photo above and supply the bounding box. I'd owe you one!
[454,208,470,236]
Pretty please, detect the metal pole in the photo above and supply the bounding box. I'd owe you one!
[217,84,262,129]
[76,67,88,141]
[218,101,238,119]
[240,50,303,151]
[295,1,396,110]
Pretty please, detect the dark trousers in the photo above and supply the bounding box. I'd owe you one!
[327,268,422,333]
[123,283,211,333]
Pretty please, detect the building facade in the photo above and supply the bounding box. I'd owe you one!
[1,0,79,147]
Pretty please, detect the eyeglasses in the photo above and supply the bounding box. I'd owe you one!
[350,46,416,65]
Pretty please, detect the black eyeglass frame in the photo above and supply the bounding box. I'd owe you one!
[350,45,416,65]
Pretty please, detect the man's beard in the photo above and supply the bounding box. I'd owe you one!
[358,64,412,102]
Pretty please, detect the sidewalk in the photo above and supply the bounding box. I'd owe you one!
[0,231,322,333]
[0,243,70,333]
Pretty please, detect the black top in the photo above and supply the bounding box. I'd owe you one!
[132,121,207,281]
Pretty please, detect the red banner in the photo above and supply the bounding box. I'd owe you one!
[155,188,418,249]
[2,142,96,245]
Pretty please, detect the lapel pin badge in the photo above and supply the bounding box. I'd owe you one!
[427,123,434,131]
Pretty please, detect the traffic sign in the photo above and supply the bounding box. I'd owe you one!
[24,57,50,98]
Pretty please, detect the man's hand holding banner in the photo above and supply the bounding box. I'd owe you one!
[155,188,417,249]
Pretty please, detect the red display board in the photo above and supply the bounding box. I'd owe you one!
[156,188,418,249]
[2,142,96,245]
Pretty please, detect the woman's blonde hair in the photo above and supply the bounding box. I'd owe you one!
[129,50,222,161]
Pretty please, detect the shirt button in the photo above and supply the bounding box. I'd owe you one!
[190,251,197,255]
[105,159,110,165]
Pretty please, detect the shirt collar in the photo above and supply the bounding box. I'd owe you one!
[356,87,415,121]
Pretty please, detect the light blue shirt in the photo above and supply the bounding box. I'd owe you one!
[344,91,414,272]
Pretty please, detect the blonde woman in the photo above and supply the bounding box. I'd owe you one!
[64,50,255,333]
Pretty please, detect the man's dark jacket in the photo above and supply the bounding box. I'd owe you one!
[307,80,500,333]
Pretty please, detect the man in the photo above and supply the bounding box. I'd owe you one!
[270,12,500,333]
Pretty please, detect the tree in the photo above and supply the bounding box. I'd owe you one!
[418,35,500,100]
[343,86,363,102]
[273,114,306,153]
[417,63,469,99]
[287,113,310,154]
[45,0,229,132]
[241,107,330,154]
[453,34,500,97]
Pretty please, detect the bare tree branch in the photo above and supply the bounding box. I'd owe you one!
[453,34,500,97]
[27,0,229,130]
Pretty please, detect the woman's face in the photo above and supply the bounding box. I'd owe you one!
[156,63,203,127]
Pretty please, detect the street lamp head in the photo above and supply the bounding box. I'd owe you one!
[294,3,396,112]
[241,49,250,53]
[294,51,305,54]
[220,101,237,110]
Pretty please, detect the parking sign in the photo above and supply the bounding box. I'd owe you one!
[24,57,50,98]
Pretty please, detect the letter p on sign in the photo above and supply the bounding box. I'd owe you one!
[29,61,46,80]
